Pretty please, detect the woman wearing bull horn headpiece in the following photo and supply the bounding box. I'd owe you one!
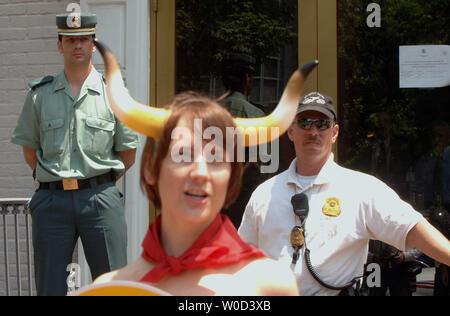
[90,40,317,296]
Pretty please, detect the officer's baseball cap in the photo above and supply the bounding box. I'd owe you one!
[223,53,258,76]
[296,92,337,120]
[56,13,97,36]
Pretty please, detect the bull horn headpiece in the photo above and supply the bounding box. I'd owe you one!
[94,40,318,146]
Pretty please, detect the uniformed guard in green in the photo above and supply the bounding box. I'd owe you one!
[219,53,266,118]
[219,54,267,228]
[11,13,139,296]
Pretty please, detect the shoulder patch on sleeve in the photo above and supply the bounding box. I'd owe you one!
[29,76,54,90]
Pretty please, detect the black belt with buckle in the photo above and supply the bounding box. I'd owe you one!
[38,171,116,191]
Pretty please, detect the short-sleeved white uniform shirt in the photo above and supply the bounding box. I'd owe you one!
[238,154,423,296]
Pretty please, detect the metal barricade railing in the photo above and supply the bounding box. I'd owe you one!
[0,198,33,296]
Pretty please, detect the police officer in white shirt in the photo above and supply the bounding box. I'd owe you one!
[238,92,450,296]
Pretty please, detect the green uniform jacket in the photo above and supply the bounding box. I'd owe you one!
[11,68,140,182]
[219,91,265,118]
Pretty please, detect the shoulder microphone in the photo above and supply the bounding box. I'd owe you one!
[291,193,309,224]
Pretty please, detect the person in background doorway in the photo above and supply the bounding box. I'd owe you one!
[366,111,423,296]
[415,119,450,296]
[218,54,268,228]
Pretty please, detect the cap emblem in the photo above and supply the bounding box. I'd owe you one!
[303,95,326,105]
[71,16,81,28]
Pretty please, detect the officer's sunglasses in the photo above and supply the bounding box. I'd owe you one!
[296,118,334,131]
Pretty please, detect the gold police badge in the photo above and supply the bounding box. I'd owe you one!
[290,226,305,250]
[322,197,341,217]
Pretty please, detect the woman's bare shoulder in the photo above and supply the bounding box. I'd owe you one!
[93,258,153,284]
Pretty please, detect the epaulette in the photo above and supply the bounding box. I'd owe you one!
[28,76,54,90]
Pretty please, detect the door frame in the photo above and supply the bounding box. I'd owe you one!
[148,0,338,222]
[151,0,337,105]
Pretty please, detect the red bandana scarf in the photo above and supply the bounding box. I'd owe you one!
[140,214,265,283]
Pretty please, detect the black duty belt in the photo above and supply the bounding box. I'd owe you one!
[38,171,116,191]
